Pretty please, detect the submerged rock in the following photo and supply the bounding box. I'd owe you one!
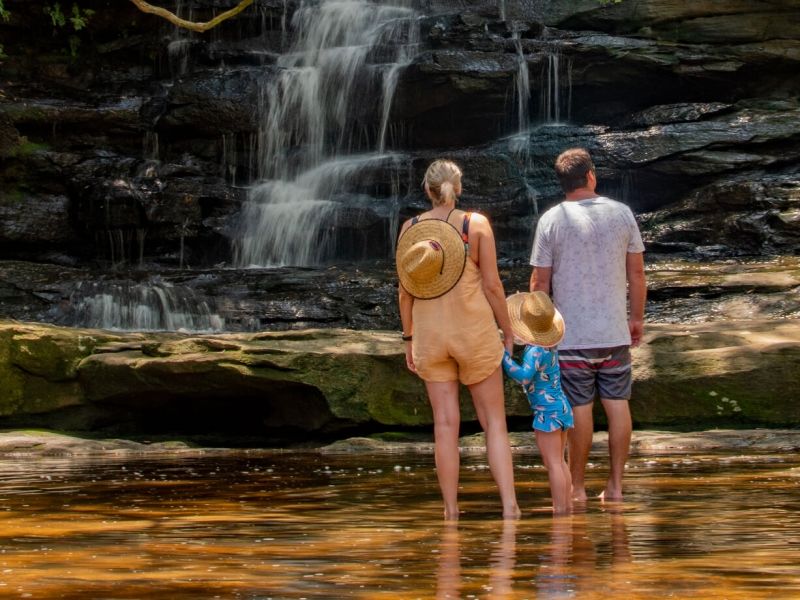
[1,427,798,455]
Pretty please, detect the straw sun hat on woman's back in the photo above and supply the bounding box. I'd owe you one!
[395,219,467,299]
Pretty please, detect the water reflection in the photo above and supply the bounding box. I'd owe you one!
[0,451,797,598]
[436,520,517,599]
[535,517,579,598]
[538,507,633,599]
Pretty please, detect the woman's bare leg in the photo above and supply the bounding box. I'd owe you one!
[536,428,572,515]
[468,367,520,519]
[426,379,461,520]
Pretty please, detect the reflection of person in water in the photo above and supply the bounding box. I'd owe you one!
[605,505,632,566]
[435,520,518,599]
[535,508,632,598]
[535,516,581,598]
[488,520,518,599]
[436,525,461,600]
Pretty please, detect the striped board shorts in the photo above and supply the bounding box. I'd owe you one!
[557,346,632,407]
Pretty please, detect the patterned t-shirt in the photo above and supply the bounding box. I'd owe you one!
[502,346,573,433]
[530,196,644,350]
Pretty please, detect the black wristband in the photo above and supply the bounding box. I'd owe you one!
[401,333,413,341]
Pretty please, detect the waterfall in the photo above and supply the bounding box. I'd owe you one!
[143,131,159,161]
[540,48,572,124]
[221,132,238,185]
[379,23,419,153]
[234,0,419,267]
[513,32,530,132]
[167,1,192,78]
[68,281,224,332]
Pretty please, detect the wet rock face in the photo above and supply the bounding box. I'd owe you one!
[641,169,800,258]
[0,0,799,330]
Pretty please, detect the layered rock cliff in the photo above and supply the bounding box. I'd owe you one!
[0,0,798,331]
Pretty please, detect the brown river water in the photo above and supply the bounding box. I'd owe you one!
[0,450,798,599]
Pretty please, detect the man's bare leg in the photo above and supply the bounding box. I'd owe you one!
[599,398,631,501]
[567,403,594,501]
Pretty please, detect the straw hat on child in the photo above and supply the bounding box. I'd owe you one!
[506,291,565,347]
[396,219,467,299]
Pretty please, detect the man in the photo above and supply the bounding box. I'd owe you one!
[530,148,646,501]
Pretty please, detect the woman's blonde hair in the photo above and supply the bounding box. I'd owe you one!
[423,159,462,207]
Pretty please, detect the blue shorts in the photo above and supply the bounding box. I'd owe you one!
[558,346,632,407]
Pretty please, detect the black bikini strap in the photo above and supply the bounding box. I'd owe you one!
[411,216,419,225]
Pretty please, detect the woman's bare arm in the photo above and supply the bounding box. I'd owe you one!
[397,219,416,372]
[472,214,514,352]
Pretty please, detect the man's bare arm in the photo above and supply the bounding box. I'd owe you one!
[626,252,646,347]
[530,266,552,294]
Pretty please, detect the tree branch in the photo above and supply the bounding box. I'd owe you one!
[129,0,254,32]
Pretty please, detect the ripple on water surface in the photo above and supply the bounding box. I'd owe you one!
[0,452,798,598]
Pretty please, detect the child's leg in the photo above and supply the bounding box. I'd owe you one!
[560,429,573,513]
[536,429,572,515]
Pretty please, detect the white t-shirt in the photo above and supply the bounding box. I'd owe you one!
[530,196,645,350]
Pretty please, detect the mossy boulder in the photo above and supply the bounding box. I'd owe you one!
[0,320,799,440]
[0,115,21,159]
[0,323,122,416]
[629,320,800,427]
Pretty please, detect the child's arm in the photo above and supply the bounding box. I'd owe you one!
[502,346,538,386]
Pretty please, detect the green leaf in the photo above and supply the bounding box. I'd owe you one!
[44,3,67,28]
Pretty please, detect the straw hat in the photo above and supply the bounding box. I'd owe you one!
[396,219,466,299]
[506,291,565,347]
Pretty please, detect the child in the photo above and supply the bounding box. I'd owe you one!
[502,291,574,515]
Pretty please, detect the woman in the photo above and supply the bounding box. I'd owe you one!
[396,159,520,520]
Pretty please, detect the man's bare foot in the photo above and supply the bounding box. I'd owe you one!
[503,505,522,520]
[599,488,623,501]
[572,487,588,502]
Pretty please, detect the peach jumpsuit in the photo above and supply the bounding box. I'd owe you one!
[411,212,505,385]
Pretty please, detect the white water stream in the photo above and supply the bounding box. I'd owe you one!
[234,0,419,267]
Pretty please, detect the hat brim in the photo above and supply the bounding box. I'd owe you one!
[506,292,565,347]
[396,219,466,299]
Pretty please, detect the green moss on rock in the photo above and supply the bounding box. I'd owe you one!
[2,320,800,435]
[0,329,25,416]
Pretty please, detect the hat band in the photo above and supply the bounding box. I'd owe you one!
[426,240,444,275]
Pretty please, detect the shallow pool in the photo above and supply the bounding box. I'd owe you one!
[0,450,798,598]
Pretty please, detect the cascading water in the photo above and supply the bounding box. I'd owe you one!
[234,0,419,267]
[221,132,238,185]
[540,47,572,124]
[167,1,192,79]
[513,32,531,133]
[67,281,224,332]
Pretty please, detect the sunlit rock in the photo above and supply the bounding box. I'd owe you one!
[0,319,799,444]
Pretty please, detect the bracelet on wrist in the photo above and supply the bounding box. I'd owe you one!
[401,333,413,341]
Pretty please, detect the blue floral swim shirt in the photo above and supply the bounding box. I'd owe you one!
[502,346,574,433]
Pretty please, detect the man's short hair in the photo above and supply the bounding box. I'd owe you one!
[555,148,595,193]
